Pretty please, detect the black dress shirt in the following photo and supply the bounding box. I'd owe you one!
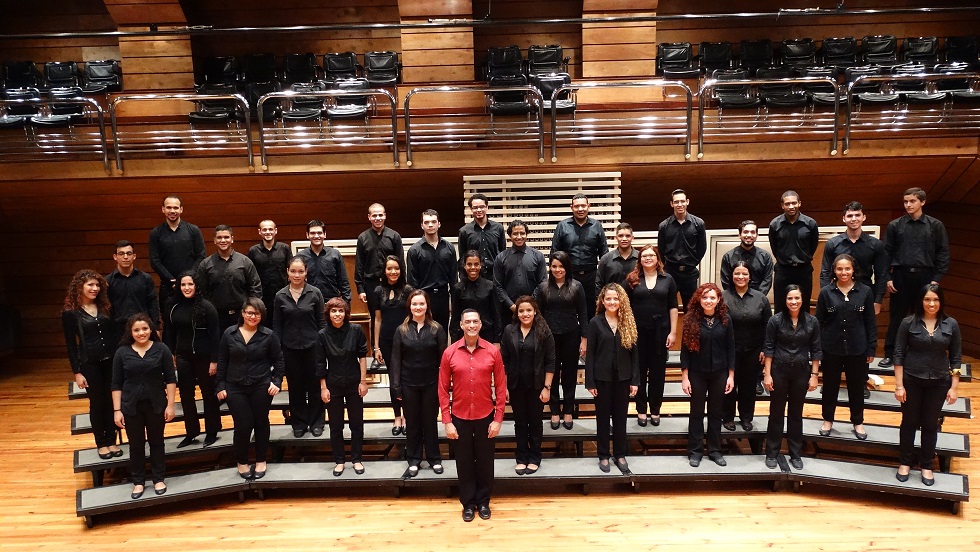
[215,325,285,392]
[62,310,112,373]
[390,320,448,396]
[680,315,736,373]
[149,221,206,283]
[458,219,506,280]
[720,245,774,294]
[450,277,500,342]
[315,323,368,387]
[407,237,458,292]
[196,251,263,312]
[111,341,177,415]
[657,214,707,267]
[764,312,823,366]
[493,245,548,308]
[354,226,404,294]
[551,217,608,270]
[584,315,640,387]
[533,279,588,337]
[723,288,772,354]
[815,282,877,357]
[596,248,638,291]
[819,232,888,302]
[884,213,951,282]
[627,273,678,330]
[500,323,556,391]
[894,315,962,380]
[298,246,351,302]
[768,213,820,267]
[272,284,325,350]
[163,297,220,361]
[247,241,291,301]
[106,268,160,336]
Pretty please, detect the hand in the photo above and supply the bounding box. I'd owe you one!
[665,333,676,348]
[866,356,875,364]
[374,350,384,364]
[358,292,367,303]
[488,421,502,438]
[164,405,175,422]
[114,410,125,429]
[887,280,897,294]
[445,422,459,440]
[807,374,818,392]
[358,382,368,397]
[758,352,766,364]
[510,304,517,313]
[539,388,550,403]
[763,374,774,392]
[587,387,597,397]
[874,303,882,316]
[629,385,638,398]
[209,362,217,376]
[75,373,88,389]
[579,338,587,357]
[216,390,228,401]
[947,388,958,405]
[725,377,735,394]
[268,383,280,396]
[321,388,331,403]
[505,390,510,403]
[895,387,907,403]
[681,377,692,395]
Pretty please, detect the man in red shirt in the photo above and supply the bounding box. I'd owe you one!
[439,309,506,522]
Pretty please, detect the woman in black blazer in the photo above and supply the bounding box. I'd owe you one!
[585,283,640,474]
[216,297,285,480]
[500,295,555,475]
[112,313,176,499]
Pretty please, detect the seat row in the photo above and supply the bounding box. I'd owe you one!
[199,51,401,90]
[1,60,121,95]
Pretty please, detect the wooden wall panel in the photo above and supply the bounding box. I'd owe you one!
[582,1,657,79]
[472,0,582,80]
[118,30,195,90]
[924,203,980,353]
[103,0,187,25]
[0,1,118,65]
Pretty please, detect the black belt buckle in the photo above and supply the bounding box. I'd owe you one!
[905,267,923,273]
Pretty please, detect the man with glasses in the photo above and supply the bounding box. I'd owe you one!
[458,193,506,281]
[298,219,351,303]
[106,239,160,346]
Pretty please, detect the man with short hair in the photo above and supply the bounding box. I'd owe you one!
[720,220,774,294]
[148,195,206,310]
[819,202,887,314]
[768,190,819,315]
[106,240,160,346]
[493,219,548,314]
[879,187,950,367]
[458,193,506,281]
[658,188,707,310]
[298,219,352,303]
[247,219,291,328]
[439,309,506,522]
[196,225,262,331]
[354,203,404,331]
[551,193,608,313]
[407,209,458,330]
[596,222,638,290]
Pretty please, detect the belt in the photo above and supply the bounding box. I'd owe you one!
[227,309,238,315]
[897,267,927,273]
[667,263,697,272]
[425,286,448,294]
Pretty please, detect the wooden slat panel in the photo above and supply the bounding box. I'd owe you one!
[581,60,654,78]
[398,0,473,18]
[583,26,656,45]
[103,1,187,25]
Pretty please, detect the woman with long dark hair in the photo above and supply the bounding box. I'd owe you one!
[374,254,412,435]
[63,269,120,458]
[112,313,177,498]
[721,262,771,432]
[680,283,735,467]
[163,271,222,448]
[500,295,555,474]
[450,250,500,343]
[533,250,587,430]
[894,284,961,485]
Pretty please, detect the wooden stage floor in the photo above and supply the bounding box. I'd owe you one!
[1,358,977,550]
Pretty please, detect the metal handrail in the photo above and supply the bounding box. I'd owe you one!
[0,95,110,173]
[549,79,693,162]
[698,76,840,157]
[256,88,398,170]
[844,71,980,154]
[110,93,253,173]
[404,85,544,166]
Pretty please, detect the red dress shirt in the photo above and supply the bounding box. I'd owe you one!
[438,337,507,423]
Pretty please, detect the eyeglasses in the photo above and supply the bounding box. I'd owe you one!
[116,252,135,257]
[242,311,261,318]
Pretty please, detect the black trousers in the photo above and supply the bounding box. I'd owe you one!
[378,337,402,417]
[283,346,325,432]
[402,384,441,466]
[453,413,495,508]
[635,323,669,416]
[773,265,813,315]
[363,276,383,340]
[176,353,222,437]
[884,269,933,356]
[821,352,868,425]
[225,381,273,465]
[260,293,276,328]
[217,309,240,335]
[426,287,451,334]
[511,385,544,465]
[687,369,727,459]
[326,382,364,463]
[666,266,699,312]
[725,350,762,423]
[82,358,116,448]
[125,399,166,484]
[570,268,598,318]
[766,361,809,459]
[549,332,580,417]
[594,378,631,459]
[899,374,951,470]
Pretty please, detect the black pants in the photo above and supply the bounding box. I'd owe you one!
[594,378,631,459]
[82,358,116,448]
[453,413,495,508]
[378,337,402,417]
[326,383,364,463]
[899,374,951,470]
[363,276,383,340]
[635,323,668,416]
[283,346,324,432]
[260,293,276,328]
[217,309,240,335]
[225,381,273,465]
[884,269,933,356]
[176,353,222,437]
[511,385,544,465]
[687,369,727,459]
[125,399,166,484]
[725,350,762,424]
[549,332,580,417]
[402,384,440,466]
[666,266,699,311]
[773,265,813,315]
[426,287,450,333]
[571,268,598,318]
[766,362,809,459]
[821,353,867,425]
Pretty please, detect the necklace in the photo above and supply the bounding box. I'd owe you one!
[706,317,715,328]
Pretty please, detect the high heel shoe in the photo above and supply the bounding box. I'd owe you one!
[921,472,935,486]
[98,449,113,460]
[637,416,648,427]
[353,463,365,475]
[562,420,574,430]
[131,485,144,500]
[550,419,560,430]
[651,416,661,427]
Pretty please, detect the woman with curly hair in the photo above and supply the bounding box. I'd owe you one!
[63,269,120,458]
[585,283,639,474]
[680,283,735,467]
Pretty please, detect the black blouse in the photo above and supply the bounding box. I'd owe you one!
[62,309,113,373]
[680,314,736,374]
[723,288,771,353]
[534,278,588,337]
[763,312,823,367]
[111,341,177,415]
[375,283,413,347]
[628,273,678,330]
[450,277,500,342]
[272,284,325,350]
[894,315,962,380]
[215,325,285,392]
[163,297,220,361]
[315,323,368,387]
[584,315,640,387]
[499,322,556,391]
[390,320,448,396]
[815,282,877,358]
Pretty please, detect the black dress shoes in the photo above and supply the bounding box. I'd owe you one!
[406,466,419,478]
[819,427,832,437]
[98,450,113,460]
[637,416,648,427]
[740,420,753,431]
[525,464,539,475]
[765,457,778,469]
[598,459,611,473]
[203,434,218,448]
[864,388,871,399]
[878,357,894,368]
[550,419,561,430]
[432,464,444,475]
[353,463,365,475]
[615,458,630,474]
[515,465,526,475]
[293,428,307,438]
[689,455,702,468]
[922,473,935,486]
[311,427,324,437]
[478,505,491,520]
[253,469,266,480]
[562,420,574,430]
[789,457,804,470]
[177,435,200,449]
[239,467,254,480]
[154,483,167,496]
[853,429,868,440]
[131,485,144,500]
[709,454,727,467]
[756,382,765,396]
[391,425,403,436]
[723,421,737,431]
[650,416,661,427]
[462,507,476,522]
[896,471,910,483]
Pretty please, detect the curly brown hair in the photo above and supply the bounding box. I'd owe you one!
[63,269,111,315]
[681,283,728,354]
